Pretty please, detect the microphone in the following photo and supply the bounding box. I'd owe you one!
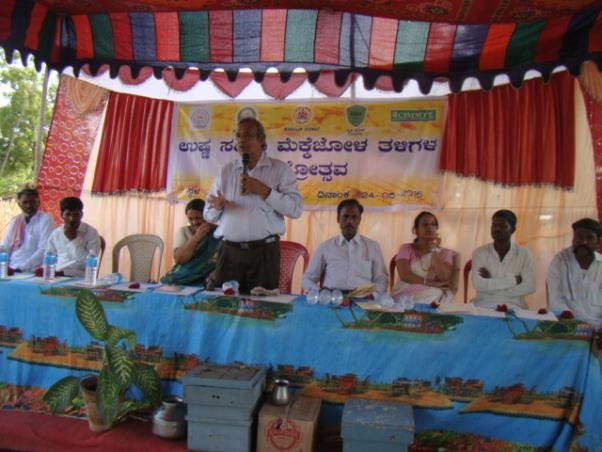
[241,153,250,194]
[241,153,250,175]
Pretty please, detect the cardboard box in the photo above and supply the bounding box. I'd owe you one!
[341,398,414,452]
[187,415,255,452]
[257,396,321,452]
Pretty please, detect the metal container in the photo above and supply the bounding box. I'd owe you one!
[152,395,187,439]
[270,379,290,406]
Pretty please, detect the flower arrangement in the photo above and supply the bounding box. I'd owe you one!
[495,304,508,313]
[559,310,574,319]
[537,308,548,315]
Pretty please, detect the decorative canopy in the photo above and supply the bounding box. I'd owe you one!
[1,0,601,92]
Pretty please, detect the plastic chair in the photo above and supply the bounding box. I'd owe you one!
[112,234,164,282]
[98,236,106,269]
[279,241,309,294]
[389,256,397,291]
[463,259,472,303]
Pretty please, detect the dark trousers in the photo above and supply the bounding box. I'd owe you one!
[212,240,280,294]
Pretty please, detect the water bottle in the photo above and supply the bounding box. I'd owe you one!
[84,251,98,286]
[0,247,8,279]
[42,251,56,281]
[96,272,123,286]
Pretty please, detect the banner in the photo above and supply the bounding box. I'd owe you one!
[167,100,446,209]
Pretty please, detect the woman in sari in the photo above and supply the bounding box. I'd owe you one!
[392,211,460,304]
[160,199,219,286]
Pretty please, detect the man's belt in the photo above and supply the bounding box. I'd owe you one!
[221,235,279,249]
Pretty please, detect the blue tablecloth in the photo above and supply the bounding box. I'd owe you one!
[1,279,601,450]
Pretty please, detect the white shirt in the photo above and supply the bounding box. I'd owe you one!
[204,152,303,242]
[547,247,602,329]
[46,222,100,277]
[1,211,55,271]
[302,234,389,294]
[470,242,535,309]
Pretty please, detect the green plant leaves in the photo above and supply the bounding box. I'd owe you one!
[105,345,135,388]
[44,289,163,429]
[134,363,162,407]
[76,290,108,340]
[97,366,122,426]
[105,325,136,349]
[42,376,80,413]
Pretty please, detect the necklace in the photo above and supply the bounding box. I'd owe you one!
[412,245,432,273]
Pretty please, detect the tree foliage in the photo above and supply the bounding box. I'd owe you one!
[0,50,57,196]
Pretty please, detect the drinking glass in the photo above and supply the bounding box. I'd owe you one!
[330,289,344,306]
[318,289,331,305]
[306,287,320,305]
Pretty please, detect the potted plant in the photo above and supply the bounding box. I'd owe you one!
[43,289,162,431]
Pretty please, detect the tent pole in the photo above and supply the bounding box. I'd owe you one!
[33,65,50,183]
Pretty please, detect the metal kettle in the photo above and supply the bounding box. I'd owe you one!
[152,395,186,439]
[271,379,291,406]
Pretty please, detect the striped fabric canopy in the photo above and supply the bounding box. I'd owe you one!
[1,0,601,92]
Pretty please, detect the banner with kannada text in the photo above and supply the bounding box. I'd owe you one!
[167,99,445,210]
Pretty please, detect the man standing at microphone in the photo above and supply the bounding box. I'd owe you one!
[204,117,303,294]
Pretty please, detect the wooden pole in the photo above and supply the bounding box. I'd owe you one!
[33,65,50,183]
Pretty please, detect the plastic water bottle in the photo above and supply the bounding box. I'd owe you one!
[42,251,56,281]
[0,247,8,279]
[84,251,98,286]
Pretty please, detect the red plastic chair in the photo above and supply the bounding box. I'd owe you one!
[279,241,310,294]
[98,236,106,269]
[389,256,397,291]
[463,259,472,303]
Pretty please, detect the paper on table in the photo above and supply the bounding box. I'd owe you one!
[108,282,161,293]
[357,302,405,312]
[201,290,296,304]
[513,308,558,321]
[2,273,35,280]
[27,276,73,284]
[154,285,202,296]
[472,307,507,318]
[438,303,476,313]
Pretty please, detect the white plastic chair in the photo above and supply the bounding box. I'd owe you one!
[112,234,164,282]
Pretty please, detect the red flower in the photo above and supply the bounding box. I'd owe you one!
[537,308,548,315]
[7,267,15,276]
[128,282,141,289]
[223,288,235,296]
[34,267,43,277]
[430,301,440,309]
[560,310,574,319]
[496,304,508,313]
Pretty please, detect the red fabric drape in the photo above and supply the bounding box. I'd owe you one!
[38,76,106,224]
[581,88,602,220]
[440,72,575,188]
[91,92,173,194]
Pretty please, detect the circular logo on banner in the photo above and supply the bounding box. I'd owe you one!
[189,107,211,129]
[292,106,312,124]
[237,107,257,123]
[266,417,302,450]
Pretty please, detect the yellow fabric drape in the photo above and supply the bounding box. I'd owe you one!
[578,61,602,103]
[64,76,108,115]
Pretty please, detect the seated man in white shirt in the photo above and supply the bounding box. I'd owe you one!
[301,199,388,295]
[1,188,54,272]
[547,218,602,329]
[46,197,100,277]
[471,209,535,309]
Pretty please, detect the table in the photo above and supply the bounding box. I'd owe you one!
[1,279,601,450]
